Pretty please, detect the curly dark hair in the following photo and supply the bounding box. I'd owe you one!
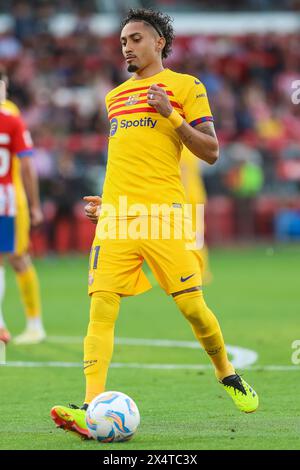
[120,8,175,59]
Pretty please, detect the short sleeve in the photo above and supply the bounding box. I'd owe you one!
[11,116,33,157]
[182,76,213,128]
[105,94,109,114]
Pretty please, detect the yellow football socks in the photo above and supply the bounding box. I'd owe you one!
[174,290,235,381]
[16,265,41,319]
[84,291,120,404]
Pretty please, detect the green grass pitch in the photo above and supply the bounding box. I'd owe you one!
[1,245,300,450]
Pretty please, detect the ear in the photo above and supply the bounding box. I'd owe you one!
[156,36,166,55]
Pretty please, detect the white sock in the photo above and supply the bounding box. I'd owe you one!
[0,266,6,328]
[27,317,44,331]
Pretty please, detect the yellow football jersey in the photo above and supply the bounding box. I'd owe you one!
[103,68,212,215]
[180,145,207,205]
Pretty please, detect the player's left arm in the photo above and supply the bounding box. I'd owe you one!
[147,83,219,165]
[20,157,43,226]
[172,120,218,165]
[12,117,43,226]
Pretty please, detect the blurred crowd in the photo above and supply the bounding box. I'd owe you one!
[1,3,300,242]
[1,0,300,14]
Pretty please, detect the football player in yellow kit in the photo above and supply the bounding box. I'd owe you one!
[0,70,45,345]
[51,9,258,437]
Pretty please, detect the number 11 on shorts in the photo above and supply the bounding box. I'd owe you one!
[90,245,100,270]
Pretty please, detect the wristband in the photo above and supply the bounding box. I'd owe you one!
[168,109,184,129]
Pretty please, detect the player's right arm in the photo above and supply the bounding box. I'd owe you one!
[12,116,43,226]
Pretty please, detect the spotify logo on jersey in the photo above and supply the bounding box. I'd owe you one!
[110,116,158,136]
[110,118,118,136]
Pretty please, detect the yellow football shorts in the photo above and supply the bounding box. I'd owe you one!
[88,215,203,296]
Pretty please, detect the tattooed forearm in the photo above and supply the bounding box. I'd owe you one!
[175,120,219,164]
[181,132,193,145]
[197,123,216,138]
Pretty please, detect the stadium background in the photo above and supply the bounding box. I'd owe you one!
[1,0,300,252]
[1,0,300,451]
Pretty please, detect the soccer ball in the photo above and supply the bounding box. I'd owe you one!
[86,391,140,442]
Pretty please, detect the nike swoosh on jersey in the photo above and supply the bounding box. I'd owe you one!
[180,274,196,282]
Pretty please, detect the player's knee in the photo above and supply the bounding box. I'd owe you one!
[90,291,120,324]
[174,290,217,332]
[181,301,209,327]
[174,290,205,319]
[8,253,31,272]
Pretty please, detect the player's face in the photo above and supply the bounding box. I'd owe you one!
[120,22,160,73]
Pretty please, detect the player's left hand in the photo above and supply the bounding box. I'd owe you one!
[147,84,173,118]
[83,195,102,224]
[30,206,44,227]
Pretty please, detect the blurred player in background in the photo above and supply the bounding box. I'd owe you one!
[0,68,45,345]
[180,145,212,284]
[51,8,258,437]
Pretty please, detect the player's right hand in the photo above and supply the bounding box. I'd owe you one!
[83,196,102,224]
[30,206,44,227]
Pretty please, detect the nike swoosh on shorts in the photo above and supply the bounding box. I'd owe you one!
[180,274,195,282]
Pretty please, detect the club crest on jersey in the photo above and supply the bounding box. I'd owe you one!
[125,94,140,106]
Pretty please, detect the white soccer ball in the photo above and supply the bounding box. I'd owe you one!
[86,391,140,442]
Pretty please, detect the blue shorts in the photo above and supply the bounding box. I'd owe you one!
[0,216,15,253]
